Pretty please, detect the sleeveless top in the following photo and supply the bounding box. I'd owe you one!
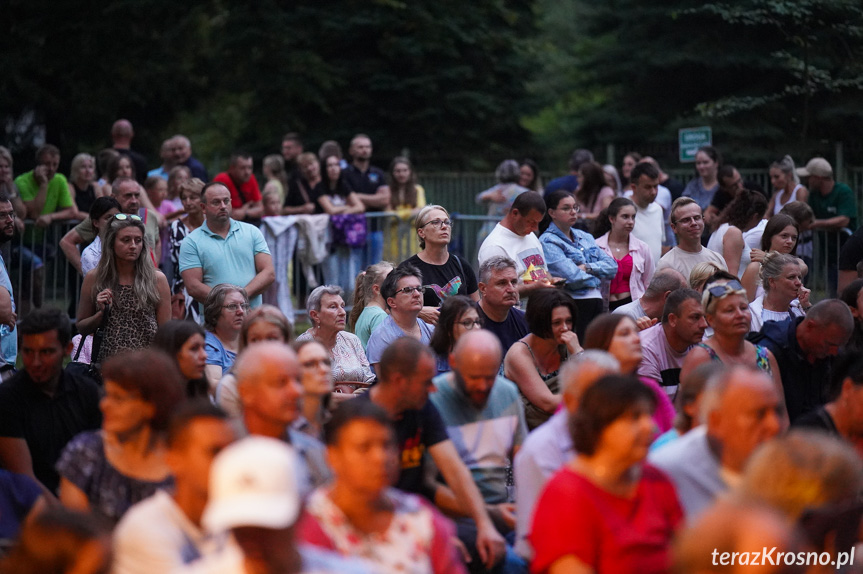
[73,182,97,213]
[696,342,771,373]
[515,340,566,430]
[610,254,633,294]
[772,184,803,215]
[99,284,158,362]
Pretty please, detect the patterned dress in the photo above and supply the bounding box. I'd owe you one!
[169,218,200,323]
[296,329,374,385]
[99,284,158,362]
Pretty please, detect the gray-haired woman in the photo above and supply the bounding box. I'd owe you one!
[202,283,249,392]
[476,159,529,244]
[297,285,374,392]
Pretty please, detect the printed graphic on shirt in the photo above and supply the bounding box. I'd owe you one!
[426,276,463,305]
[401,433,425,470]
[518,248,550,283]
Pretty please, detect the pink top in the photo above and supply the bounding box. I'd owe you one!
[640,376,675,434]
[609,254,633,294]
[596,233,655,301]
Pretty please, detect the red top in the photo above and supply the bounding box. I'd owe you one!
[212,172,261,208]
[530,464,682,574]
[609,253,633,295]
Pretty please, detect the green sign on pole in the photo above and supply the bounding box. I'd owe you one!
[679,127,712,163]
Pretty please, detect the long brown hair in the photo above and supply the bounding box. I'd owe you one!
[388,156,418,208]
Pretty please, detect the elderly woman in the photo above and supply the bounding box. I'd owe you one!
[476,159,529,243]
[57,349,184,524]
[505,288,583,430]
[299,399,465,574]
[540,190,617,339]
[202,284,249,392]
[429,295,482,373]
[298,285,374,392]
[530,375,683,574]
[749,252,809,332]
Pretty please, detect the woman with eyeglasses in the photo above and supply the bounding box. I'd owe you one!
[505,288,584,430]
[77,215,171,363]
[680,276,783,395]
[402,205,479,326]
[540,190,617,340]
[201,283,249,394]
[429,296,482,373]
[297,285,374,394]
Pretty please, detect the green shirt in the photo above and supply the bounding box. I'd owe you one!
[14,171,74,242]
[73,208,160,249]
[353,306,388,350]
[809,181,857,230]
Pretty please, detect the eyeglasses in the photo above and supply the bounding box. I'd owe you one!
[114,214,142,222]
[457,319,483,330]
[705,280,745,307]
[223,303,250,312]
[421,219,452,229]
[557,205,581,213]
[394,285,425,296]
[0,210,15,220]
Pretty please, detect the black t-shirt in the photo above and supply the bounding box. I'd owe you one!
[839,226,863,271]
[359,393,448,501]
[403,254,479,308]
[0,369,102,493]
[478,306,529,353]
[709,189,734,212]
[343,165,387,212]
[793,407,840,437]
[663,177,686,201]
[285,177,314,208]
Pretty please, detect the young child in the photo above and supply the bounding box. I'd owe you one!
[262,188,282,217]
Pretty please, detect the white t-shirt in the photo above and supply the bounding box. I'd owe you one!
[625,186,674,247]
[657,246,728,282]
[477,223,549,283]
[707,223,751,278]
[749,295,806,332]
[612,299,646,321]
[631,202,665,265]
[637,323,690,397]
[743,218,767,250]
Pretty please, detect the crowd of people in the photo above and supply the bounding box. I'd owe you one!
[0,123,862,573]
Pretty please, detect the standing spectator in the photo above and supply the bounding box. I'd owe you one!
[429,295,481,374]
[642,156,685,200]
[152,320,209,399]
[147,137,177,180]
[706,189,768,277]
[767,155,808,215]
[740,213,801,300]
[477,256,529,352]
[68,153,104,217]
[543,149,593,196]
[170,135,209,181]
[574,161,615,221]
[283,152,318,215]
[179,181,275,308]
[518,159,543,193]
[0,194,17,376]
[78,197,122,276]
[165,165,191,214]
[681,145,721,212]
[0,147,27,229]
[748,252,810,332]
[476,159,529,244]
[0,308,102,494]
[350,261,394,350]
[839,279,863,354]
[169,178,205,321]
[530,375,683,574]
[703,164,745,231]
[595,197,655,311]
[57,349,185,524]
[602,164,622,195]
[657,198,727,280]
[76,215,171,362]
[620,151,641,189]
[281,132,304,177]
[628,161,665,265]
[385,156,426,261]
[403,205,479,325]
[344,134,390,266]
[100,153,136,197]
[15,144,77,232]
[202,284,248,392]
[212,152,262,223]
[262,154,288,205]
[540,190,617,338]
[110,119,148,185]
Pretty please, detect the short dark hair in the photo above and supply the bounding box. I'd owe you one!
[840,279,863,311]
[19,307,72,347]
[166,399,228,449]
[662,289,702,324]
[102,349,186,432]
[201,181,229,201]
[526,288,578,339]
[378,337,433,383]
[35,144,60,162]
[828,351,863,401]
[324,398,393,446]
[282,132,302,146]
[230,151,252,166]
[629,162,659,184]
[381,263,422,308]
[511,190,546,217]
[571,374,657,455]
[88,196,122,223]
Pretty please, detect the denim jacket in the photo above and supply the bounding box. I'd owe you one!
[540,222,618,296]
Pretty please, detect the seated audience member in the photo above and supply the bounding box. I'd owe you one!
[612,267,688,328]
[688,261,723,293]
[650,362,718,452]
[78,197,121,276]
[0,506,112,574]
[350,261,394,350]
[680,277,783,403]
[234,342,330,495]
[216,304,293,417]
[540,190,617,339]
[638,289,708,398]
[112,401,238,574]
[293,340,334,441]
[794,352,863,443]
[748,252,809,332]
[657,197,727,279]
[363,337,507,571]
[0,308,101,494]
[57,349,185,524]
[203,284,249,392]
[755,299,854,422]
[583,314,676,433]
[0,469,44,546]
[513,351,620,562]
[649,366,785,518]
[429,295,482,373]
[740,213,801,300]
[299,400,466,574]
[297,285,373,392]
[200,437,372,574]
[365,264,435,372]
[706,189,767,277]
[839,278,863,354]
[504,288,583,430]
[212,152,262,223]
[152,320,209,399]
[476,256,529,352]
[403,205,479,326]
[431,330,528,572]
[530,375,683,574]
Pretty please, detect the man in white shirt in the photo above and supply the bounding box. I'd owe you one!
[657,197,727,281]
[629,162,665,264]
[477,191,553,295]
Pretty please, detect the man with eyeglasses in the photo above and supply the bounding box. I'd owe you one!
[430,329,529,573]
[365,263,435,373]
[179,182,275,309]
[657,197,727,280]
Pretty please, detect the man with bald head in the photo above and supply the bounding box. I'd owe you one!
[513,351,620,561]
[235,341,329,495]
[649,365,786,518]
[169,134,208,181]
[111,119,148,184]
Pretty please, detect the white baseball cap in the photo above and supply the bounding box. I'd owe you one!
[797,157,833,178]
[202,436,301,532]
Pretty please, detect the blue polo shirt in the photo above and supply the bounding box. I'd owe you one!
[0,253,15,367]
[178,218,270,307]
